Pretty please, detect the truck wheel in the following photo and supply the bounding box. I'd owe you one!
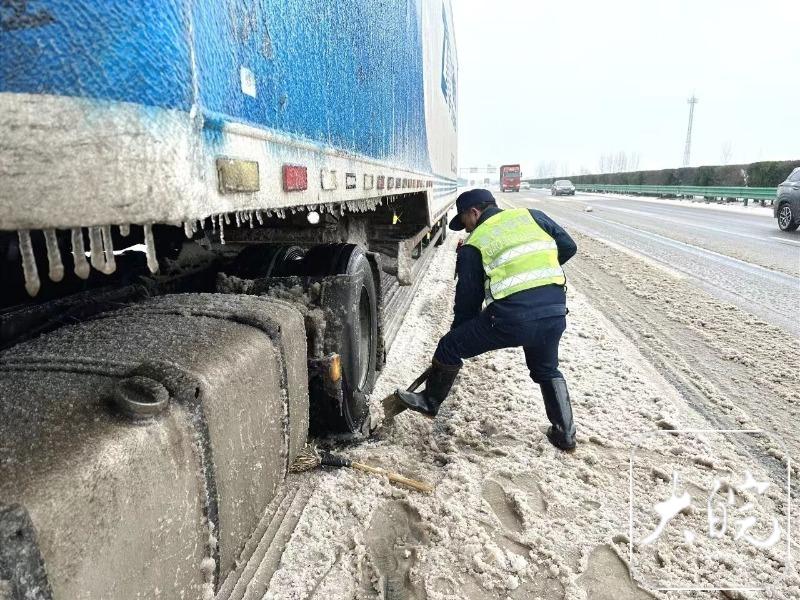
[303,244,377,433]
[778,203,798,231]
[229,244,305,278]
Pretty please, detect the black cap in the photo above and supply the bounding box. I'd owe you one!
[449,188,497,231]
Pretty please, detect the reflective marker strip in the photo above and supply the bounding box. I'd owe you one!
[282,164,308,191]
[217,158,260,193]
[490,267,565,296]
[486,240,558,271]
[321,169,338,190]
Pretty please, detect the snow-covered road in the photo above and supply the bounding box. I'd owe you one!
[225,218,799,600]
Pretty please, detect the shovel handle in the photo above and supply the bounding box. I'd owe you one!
[351,462,434,494]
[381,366,433,422]
[407,367,432,392]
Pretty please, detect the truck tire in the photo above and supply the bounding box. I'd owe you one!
[229,244,305,278]
[303,244,377,433]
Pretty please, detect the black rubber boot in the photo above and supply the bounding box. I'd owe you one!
[539,378,577,451]
[395,359,461,418]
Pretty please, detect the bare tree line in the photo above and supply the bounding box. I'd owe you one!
[535,141,735,180]
[720,141,734,165]
[598,151,641,174]
[535,160,571,178]
[535,152,643,179]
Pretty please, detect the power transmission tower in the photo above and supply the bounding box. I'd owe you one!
[683,95,699,167]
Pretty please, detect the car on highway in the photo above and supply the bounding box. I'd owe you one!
[775,167,800,231]
[520,181,531,190]
[551,179,576,196]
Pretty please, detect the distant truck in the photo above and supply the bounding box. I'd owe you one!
[0,1,457,597]
[500,164,522,192]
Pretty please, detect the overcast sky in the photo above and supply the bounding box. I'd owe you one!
[451,0,799,178]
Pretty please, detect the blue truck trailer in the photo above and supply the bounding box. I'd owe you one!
[0,1,457,597]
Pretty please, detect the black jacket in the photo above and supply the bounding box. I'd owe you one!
[452,206,577,329]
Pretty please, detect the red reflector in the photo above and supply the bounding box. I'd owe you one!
[377,176,385,190]
[282,165,308,192]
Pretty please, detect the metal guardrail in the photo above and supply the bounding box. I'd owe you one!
[531,183,777,202]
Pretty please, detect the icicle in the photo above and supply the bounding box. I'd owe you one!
[218,215,226,245]
[248,211,254,228]
[211,215,217,233]
[192,220,199,234]
[224,213,230,225]
[18,230,40,296]
[119,224,131,237]
[71,228,90,280]
[143,224,159,273]
[256,210,264,225]
[184,221,193,238]
[100,225,116,274]
[43,229,64,282]
[88,226,105,273]
[235,212,241,228]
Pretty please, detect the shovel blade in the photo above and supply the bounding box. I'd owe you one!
[381,391,408,422]
[379,367,430,426]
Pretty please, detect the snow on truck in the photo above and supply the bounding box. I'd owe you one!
[0,1,457,598]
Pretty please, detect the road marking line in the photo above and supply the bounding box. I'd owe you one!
[769,236,800,247]
[595,205,775,243]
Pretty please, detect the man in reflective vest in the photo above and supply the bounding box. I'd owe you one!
[395,188,578,451]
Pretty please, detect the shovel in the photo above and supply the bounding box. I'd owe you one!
[380,366,431,423]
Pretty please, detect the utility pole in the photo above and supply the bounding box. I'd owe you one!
[683,95,699,167]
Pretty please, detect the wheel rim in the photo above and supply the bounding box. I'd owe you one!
[779,205,792,229]
[356,286,372,389]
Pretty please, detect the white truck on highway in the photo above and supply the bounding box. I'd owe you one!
[0,1,457,597]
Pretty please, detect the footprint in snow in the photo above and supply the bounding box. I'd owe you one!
[481,480,525,533]
[364,500,428,600]
[578,545,655,600]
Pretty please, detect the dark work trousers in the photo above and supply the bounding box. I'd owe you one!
[433,312,566,383]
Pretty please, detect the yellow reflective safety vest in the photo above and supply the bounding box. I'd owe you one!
[465,208,565,303]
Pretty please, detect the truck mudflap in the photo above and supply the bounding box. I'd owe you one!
[0,294,308,599]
